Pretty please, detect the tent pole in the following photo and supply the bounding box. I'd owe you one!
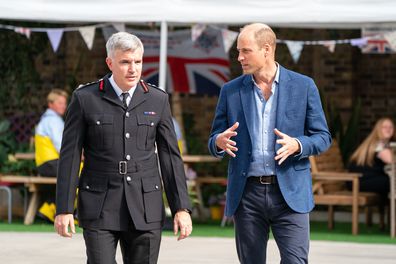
[158,21,168,91]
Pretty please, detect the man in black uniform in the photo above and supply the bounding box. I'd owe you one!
[54,32,192,264]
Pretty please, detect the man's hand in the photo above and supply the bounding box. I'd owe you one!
[173,210,192,241]
[54,213,75,238]
[215,122,239,157]
[274,128,300,165]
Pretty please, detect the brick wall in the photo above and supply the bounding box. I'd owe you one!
[32,27,396,151]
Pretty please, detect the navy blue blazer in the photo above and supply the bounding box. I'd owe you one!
[208,66,331,216]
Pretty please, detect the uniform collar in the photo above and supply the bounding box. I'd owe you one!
[109,75,137,99]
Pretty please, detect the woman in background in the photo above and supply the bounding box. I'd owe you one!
[348,117,395,204]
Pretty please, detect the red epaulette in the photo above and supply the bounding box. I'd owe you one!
[99,79,104,91]
[140,79,149,93]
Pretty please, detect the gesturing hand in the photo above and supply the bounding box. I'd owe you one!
[274,128,300,165]
[216,122,239,157]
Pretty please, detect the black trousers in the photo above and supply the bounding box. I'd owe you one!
[83,228,162,264]
[37,159,58,177]
[37,159,58,203]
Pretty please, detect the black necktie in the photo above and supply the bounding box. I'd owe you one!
[121,92,129,108]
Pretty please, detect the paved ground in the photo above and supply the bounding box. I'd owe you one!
[1,232,396,263]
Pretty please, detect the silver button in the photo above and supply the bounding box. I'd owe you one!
[266,164,269,167]
[125,133,130,139]
[150,122,154,126]
[155,185,159,189]
[126,176,131,182]
[126,155,131,160]
[96,121,101,125]
[86,185,90,189]
[126,112,130,118]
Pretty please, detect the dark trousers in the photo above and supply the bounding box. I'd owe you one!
[37,159,58,177]
[37,160,58,203]
[234,178,309,264]
[83,228,162,264]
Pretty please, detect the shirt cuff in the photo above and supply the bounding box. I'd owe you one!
[294,138,303,156]
[214,134,225,155]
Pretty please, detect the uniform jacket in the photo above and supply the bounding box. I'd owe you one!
[208,66,332,216]
[56,74,190,231]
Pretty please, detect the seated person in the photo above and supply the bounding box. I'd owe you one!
[348,117,395,205]
[35,89,68,176]
[172,117,184,154]
[35,89,68,222]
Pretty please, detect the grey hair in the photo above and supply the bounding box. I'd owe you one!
[106,32,144,58]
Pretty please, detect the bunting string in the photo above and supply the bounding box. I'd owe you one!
[1,22,395,62]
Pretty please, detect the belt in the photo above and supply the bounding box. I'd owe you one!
[84,156,157,174]
[248,175,277,185]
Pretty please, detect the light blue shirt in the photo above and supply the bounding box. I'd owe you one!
[35,109,64,152]
[109,75,136,106]
[172,118,183,141]
[247,66,280,177]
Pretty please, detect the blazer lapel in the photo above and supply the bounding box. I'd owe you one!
[275,66,292,132]
[239,75,255,143]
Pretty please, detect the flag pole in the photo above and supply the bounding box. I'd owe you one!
[159,21,168,91]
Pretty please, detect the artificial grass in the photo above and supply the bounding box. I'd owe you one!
[1,219,396,244]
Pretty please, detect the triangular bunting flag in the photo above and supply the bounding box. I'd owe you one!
[286,41,304,63]
[384,31,396,51]
[14,27,31,39]
[112,23,125,32]
[102,26,117,42]
[46,29,64,52]
[350,37,368,48]
[191,24,206,42]
[79,26,96,50]
[322,40,336,53]
[221,29,238,53]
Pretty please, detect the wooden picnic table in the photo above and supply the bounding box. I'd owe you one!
[182,155,226,219]
[9,153,225,223]
[0,175,56,225]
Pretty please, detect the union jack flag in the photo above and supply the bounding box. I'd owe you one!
[361,28,395,54]
[133,28,230,95]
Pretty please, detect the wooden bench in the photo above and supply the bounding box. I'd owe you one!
[6,154,221,223]
[310,140,383,235]
[0,175,56,225]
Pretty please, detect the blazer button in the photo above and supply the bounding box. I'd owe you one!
[126,155,131,160]
[86,185,90,189]
[125,133,130,139]
[150,122,154,126]
[155,185,159,189]
[242,172,246,176]
[125,112,130,118]
[126,176,132,182]
[96,121,101,125]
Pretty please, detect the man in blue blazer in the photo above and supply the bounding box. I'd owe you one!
[208,23,331,264]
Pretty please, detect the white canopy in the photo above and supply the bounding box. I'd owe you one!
[2,0,395,90]
[1,0,396,29]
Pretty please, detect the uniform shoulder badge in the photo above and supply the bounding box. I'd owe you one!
[140,79,166,94]
[76,79,102,90]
